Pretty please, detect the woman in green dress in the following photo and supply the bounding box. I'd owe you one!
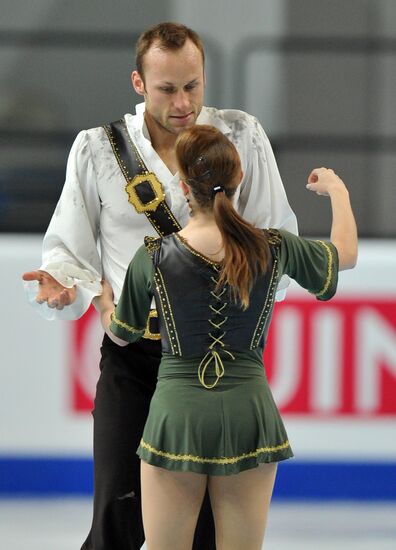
[95,125,357,550]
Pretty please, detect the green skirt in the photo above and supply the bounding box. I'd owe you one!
[137,348,293,475]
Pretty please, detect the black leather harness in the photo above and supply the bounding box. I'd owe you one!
[103,118,182,339]
[103,118,181,236]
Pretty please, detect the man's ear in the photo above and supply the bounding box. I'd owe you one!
[131,70,145,96]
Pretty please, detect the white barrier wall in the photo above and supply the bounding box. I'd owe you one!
[1,235,94,455]
[1,235,396,497]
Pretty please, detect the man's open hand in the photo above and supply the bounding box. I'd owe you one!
[22,270,77,310]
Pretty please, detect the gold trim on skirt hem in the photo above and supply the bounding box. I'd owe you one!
[139,438,291,465]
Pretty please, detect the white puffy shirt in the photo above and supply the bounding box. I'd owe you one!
[25,102,298,320]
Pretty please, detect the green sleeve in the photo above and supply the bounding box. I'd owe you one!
[109,244,154,343]
[277,229,339,301]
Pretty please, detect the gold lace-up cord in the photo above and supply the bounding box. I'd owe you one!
[198,277,235,389]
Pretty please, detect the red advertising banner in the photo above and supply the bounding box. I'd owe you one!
[70,298,396,416]
[69,306,102,412]
[264,298,396,416]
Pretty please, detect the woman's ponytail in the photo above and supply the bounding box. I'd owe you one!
[176,125,270,309]
[213,191,269,308]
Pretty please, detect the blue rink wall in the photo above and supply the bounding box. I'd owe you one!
[1,458,396,500]
[1,236,396,501]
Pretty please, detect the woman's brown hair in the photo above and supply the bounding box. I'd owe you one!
[175,125,270,309]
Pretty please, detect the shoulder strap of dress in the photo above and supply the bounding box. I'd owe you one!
[144,235,162,260]
[265,228,283,248]
[103,118,182,237]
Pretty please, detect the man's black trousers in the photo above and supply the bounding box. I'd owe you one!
[80,334,216,550]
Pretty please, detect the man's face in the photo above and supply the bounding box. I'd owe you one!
[133,40,205,137]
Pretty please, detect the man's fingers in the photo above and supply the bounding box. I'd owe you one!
[27,273,76,308]
[36,288,49,303]
[36,295,64,308]
[59,289,72,307]
[22,271,42,282]
[36,288,63,306]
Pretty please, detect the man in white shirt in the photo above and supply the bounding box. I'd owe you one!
[23,22,297,550]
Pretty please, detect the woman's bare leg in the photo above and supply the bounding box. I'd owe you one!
[141,461,207,550]
[208,463,277,550]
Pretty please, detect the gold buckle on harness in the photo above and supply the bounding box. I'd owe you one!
[125,172,165,213]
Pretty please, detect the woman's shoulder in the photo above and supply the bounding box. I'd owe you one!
[143,235,162,256]
[263,228,284,248]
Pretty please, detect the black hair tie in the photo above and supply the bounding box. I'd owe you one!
[212,186,224,196]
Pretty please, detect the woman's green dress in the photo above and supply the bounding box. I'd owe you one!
[110,229,338,475]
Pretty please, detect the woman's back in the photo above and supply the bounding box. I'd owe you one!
[178,219,225,263]
[147,231,281,361]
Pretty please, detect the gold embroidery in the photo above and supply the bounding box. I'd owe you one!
[143,309,161,341]
[175,233,221,269]
[104,121,181,237]
[140,439,290,465]
[122,122,151,174]
[315,241,333,297]
[162,203,183,231]
[155,268,182,355]
[104,119,149,181]
[266,228,283,247]
[110,311,144,334]
[144,235,161,255]
[103,125,130,182]
[250,259,279,348]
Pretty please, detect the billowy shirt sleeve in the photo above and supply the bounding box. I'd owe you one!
[24,130,103,320]
[237,118,297,231]
[236,116,298,299]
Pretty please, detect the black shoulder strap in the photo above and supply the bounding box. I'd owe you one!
[103,118,181,237]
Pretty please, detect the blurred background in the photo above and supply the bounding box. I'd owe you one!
[1,1,395,549]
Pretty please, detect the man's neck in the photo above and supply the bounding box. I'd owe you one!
[144,112,176,150]
[144,113,179,174]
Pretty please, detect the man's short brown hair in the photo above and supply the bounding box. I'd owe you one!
[135,22,205,80]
